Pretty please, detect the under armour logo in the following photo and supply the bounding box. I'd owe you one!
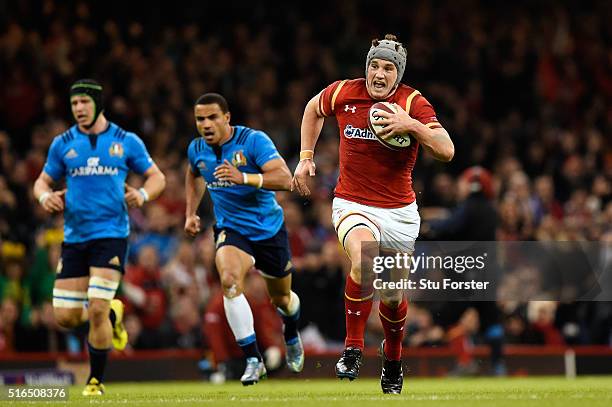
[344,105,356,113]
[390,327,405,332]
[347,309,361,316]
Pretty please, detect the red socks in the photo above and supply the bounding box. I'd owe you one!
[344,275,373,349]
[344,274,408,359]
[379,299,408,361]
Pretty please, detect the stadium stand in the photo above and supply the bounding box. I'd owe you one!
[0,0,610,378]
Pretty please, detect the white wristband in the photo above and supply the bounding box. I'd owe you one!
[243,173,264,189]
[38,191,51,205]
[138,187,149,202]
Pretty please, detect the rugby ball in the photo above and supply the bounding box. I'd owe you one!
[367,102,411,149]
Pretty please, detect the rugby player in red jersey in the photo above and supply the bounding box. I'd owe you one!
[292,34,454,394]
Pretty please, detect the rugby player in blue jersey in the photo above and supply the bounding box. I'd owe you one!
[185,93,303,385]
[33,79,166,396]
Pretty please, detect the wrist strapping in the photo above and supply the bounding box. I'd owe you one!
[299,150,314,161]
[243,173,264,189]
[38,191,51,205]
[138,187,149,202]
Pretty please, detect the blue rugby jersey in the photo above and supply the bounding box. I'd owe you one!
[43,122,153,243]
[187,125,284,240]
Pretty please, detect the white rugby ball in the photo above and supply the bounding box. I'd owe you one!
[367,102,411,149]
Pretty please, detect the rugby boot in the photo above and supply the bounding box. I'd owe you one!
[110,299,128,351]
[335,347,363,381]
[240,357,267,386]
[82,377,105,396]
[379,340,403,394]
[285,333,304,373]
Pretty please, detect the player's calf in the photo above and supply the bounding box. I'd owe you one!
[270,292,299,341]
[272,291,304,373]
[378,298,408,362]
[86,275,119,389]
[223,294,265,368]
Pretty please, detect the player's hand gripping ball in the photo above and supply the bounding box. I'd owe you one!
[367,102,412,150]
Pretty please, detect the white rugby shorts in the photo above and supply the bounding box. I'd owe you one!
[332,197,420,253]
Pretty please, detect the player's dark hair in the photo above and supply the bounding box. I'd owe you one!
[195,93,229,113]
[372,34,403,51]
[384,33,398,42]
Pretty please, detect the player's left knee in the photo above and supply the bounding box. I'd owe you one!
[220,272,240,291]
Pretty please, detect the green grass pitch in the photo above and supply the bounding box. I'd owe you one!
[27,376,612,406]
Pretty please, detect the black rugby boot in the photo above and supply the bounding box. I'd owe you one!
[335,347,363,381]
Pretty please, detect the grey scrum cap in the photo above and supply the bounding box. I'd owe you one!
[365,35,407,88]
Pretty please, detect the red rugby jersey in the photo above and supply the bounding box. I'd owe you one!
[319,78,443,208]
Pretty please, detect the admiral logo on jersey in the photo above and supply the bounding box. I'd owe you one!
[319,78,444,208]
[343,125,377,141]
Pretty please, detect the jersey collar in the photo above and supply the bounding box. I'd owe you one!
[219,126,236,146]
[74,121,113,137]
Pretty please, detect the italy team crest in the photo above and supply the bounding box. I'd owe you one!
[109,142,124,158]
[231,150,247,167]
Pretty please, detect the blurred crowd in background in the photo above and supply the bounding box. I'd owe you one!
[1,0,611,364]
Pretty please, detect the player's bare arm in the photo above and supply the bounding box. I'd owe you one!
[184,165,205,237]
[376,106,454,162]
[33,171,66,213]
[125,163,166,208]
[292,92,324,197]
[215,157,292,191]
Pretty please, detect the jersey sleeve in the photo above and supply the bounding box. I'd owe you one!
[125,133,154,174]
[187,139,200,176]
[318,79,349,117]
[43,137,66,181]
[249,131,282,169]
[409,94,443,130]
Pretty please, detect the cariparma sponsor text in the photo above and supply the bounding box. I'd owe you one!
[70,166,119,176]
